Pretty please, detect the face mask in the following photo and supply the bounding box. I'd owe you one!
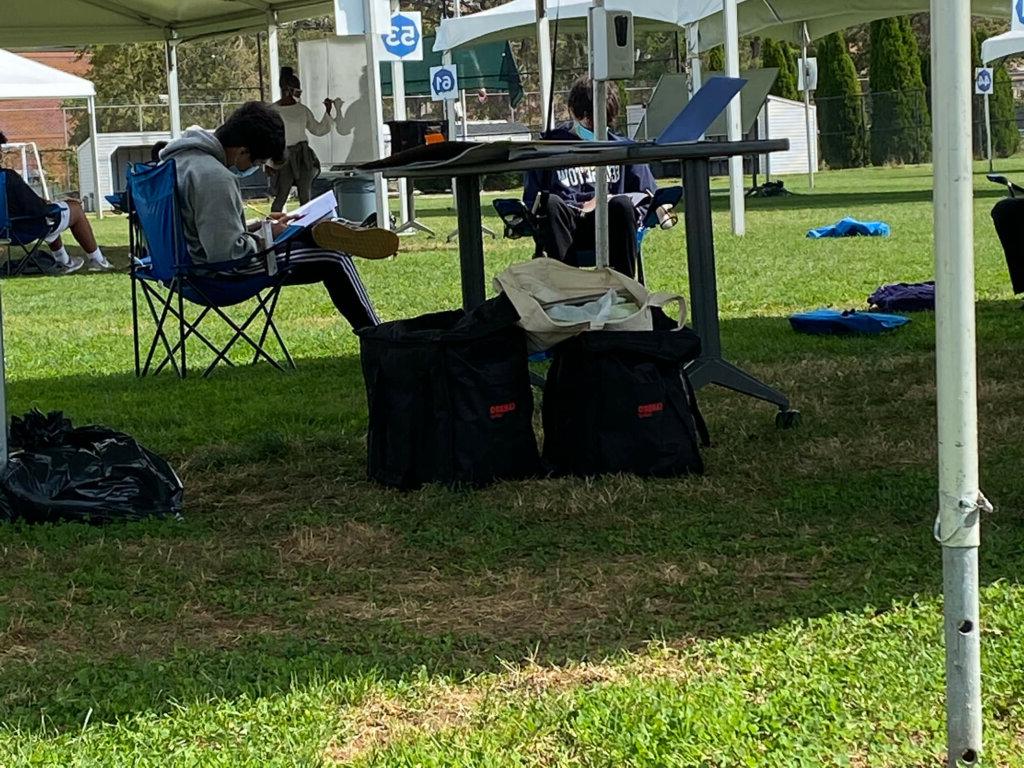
[229,164,261,178]
[573,120,596,141]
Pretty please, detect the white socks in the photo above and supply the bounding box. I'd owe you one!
[51,245,70,265]
[87,248,105,263]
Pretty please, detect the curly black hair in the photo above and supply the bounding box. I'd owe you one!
[566,75,620,126]
[215,101,286,164]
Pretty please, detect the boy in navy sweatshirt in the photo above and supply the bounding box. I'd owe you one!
[523,76,656,277]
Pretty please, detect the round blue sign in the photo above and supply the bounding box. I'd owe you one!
[977,69,992,93]
[432,67,456,97]
[382,13,421,58]
[1017,0,1024,26]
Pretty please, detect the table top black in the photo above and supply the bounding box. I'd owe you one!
[370,138,790,180]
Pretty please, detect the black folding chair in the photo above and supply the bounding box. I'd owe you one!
[0,169,61,277]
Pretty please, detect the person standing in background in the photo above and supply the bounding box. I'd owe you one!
[269,67,336,212]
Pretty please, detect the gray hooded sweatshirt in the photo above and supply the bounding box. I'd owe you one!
[159,128,259,264]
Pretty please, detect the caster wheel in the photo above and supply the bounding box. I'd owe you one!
[776,409,801,430]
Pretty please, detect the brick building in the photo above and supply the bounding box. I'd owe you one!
[0,49,91,193]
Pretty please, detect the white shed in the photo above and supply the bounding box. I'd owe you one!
[758,95,818,177]
[77,130,170,212]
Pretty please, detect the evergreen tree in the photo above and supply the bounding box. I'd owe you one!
[706,45,725,72]
[869,17,928,165]
[816,32,868,168]
[991,64,1020,157]
[762,38,799,100]
[899,15,930,162]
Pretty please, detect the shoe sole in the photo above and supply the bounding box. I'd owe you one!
[312,223,399,260]
[62,261,84,274]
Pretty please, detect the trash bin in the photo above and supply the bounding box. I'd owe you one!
[312,170,377,225]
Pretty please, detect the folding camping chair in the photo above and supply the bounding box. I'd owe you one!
[492,186,684,286]
[0,168,61,277]
[128,160,297,379]
[988,173,1024,300]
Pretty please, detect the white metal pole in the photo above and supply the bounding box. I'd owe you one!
[0,287,7,470]
[364,0,391,229]
[984,92,993,173]
[723,0,745,236]
[686,22,702,99]
[390,0,410,224]
[87,97,103,219]
[268,13,282,103]
[801,24,815,190]
[590,0,610,269]
[444,48,459,211]
[931,1,984,765]
[166,40,182,138]
[536,0,554,130]
[31,143,50,200]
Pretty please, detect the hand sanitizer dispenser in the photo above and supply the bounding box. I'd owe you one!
[590,8,634,81]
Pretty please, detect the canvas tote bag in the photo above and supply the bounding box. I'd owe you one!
[494,258,687,352]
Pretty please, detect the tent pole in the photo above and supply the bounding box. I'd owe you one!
[536,0,553,130]
[723,0,745,235]
[984,92,993,173]
[590,0,609,269]
[444,47,459,212]
[801,23,815,190]
[268,12,281,103]
[166,39,182,138]
[931,1,984,766]
[686,22,702,100]
[87,96,103,219]
[364,0,391,230]
[32,143,50,200]
[390,0,410,227]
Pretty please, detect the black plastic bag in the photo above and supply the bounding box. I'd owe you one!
[358,295,541,489]
[0,410,184,524]
[542,327,709,478]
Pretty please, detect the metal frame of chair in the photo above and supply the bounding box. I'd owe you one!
[127,161,297,379]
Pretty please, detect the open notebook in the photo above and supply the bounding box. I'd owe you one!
[272,190,338,245]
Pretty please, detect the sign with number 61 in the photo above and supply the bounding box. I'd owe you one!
[430,65,460,101]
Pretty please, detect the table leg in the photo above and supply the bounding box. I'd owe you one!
[680,158,794,417]
[456,175,486,311]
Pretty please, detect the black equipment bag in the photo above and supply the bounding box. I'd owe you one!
[358,296,540,489]
[542,326,709,478]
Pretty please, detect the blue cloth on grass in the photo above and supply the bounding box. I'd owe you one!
[789,308,910,335]
[807,217,891,239]
[868,281,935,312]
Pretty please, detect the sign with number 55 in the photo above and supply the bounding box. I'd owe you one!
[377,11,424,62]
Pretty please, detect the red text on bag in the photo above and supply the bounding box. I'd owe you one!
[490,401,517,419]
[637,402,664,419]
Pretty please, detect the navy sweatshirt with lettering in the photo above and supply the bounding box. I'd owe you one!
[522,124,656,211]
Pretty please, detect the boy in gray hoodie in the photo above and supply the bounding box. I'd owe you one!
[159,102,395,329]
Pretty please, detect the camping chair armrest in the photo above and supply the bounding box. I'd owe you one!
[190,239,295,278]
[493,198,539,240]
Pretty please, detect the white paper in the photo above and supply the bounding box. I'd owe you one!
[288,190,337,228]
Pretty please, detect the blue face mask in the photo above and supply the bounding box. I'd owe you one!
[573,120,596,141]
[229,164,261,178]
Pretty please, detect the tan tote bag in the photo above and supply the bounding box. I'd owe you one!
[494,258,687,352]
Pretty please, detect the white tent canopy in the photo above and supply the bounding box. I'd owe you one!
[688,0,1006,49]
[0,0,333,46]
[0,49,102,215]
[982,30,1024,62]
[433,0,710,51]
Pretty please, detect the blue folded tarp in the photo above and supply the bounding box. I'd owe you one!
[807,217,891,238]
[789,308,910,335]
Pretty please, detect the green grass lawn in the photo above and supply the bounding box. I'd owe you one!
[1,161,1023,766]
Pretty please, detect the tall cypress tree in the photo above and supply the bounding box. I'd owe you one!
[869,17,924,165]
[763,38,799,100]
[706,45,725,72]
[991,64,1020,157]
[899,16,931,162]
[816,32,868,168]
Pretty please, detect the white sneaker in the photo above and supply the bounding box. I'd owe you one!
[87,254,114,272]
[60,255,85,275]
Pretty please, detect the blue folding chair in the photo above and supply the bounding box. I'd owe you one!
[128,160,298,378]
[0,169,62,276]
[492,186,684,285]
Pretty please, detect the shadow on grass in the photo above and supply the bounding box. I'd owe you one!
[1,303,1023,729]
